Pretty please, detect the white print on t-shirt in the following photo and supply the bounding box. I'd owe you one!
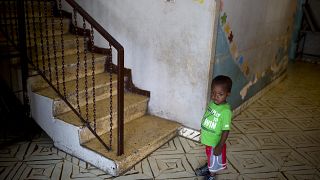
[203,110,221,130]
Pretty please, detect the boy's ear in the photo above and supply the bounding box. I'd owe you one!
[227,92,231,96]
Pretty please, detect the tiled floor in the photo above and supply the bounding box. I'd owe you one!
[1,61,320,179]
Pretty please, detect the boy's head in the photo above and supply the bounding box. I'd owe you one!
[211,75,232,105]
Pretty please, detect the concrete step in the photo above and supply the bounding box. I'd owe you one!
[34,73,117,116]
[2,18,70,40]
[29,34,85,54]
[28,52,107,91]
[1,3,54,19]
[56,93,149,143]
[56,93,149,142]
[82,115,181,176]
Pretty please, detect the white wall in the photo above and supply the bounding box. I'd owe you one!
[63,0,216,129]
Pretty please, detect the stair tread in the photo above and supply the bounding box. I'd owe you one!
[35,51,106,69]
[35,72,117,99]
[56,93,149,126]
[31,33,83,47]
[82,115,181,174]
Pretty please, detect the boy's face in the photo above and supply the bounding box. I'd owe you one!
[211,85,230,105]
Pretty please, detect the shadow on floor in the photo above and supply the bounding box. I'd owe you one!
[0,80,41,149]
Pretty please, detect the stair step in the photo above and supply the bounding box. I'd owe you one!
[29,34,85,54]
[78,93,149,143]
[34,73,117,115]
[28,52,107,91]
[3,18,71,47]
[81,115,181,175]
[55,92,149,127]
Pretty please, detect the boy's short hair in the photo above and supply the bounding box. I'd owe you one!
[211,75,232,93]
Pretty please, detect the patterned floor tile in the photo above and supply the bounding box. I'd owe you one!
[261,149,314,171]
[262,97,292,108]
[185,152,207,172]
[231,122,242,134]
[151,137,185,156]
[0,142,30,161]
[277,132,318,148]
[275,107,312,119]
[248,100,269,108]
[0,161,23,180]
[283,169,320,180]
[299,107,320,118]
[238,172,287,180]
[304,130,320,146]
[23,141,63,162]
[285,97,316,107]
[233,111,257,121]
[247,133,289,150]
[179,137,204,154]
[288,117,320,131]
[227,151,276,174]
[215,173,240,180]
[296,147,320,169]
[148,154,196,179]
[260,118,300,132]
[232,120,272,134]
[227,133,257,152]
[248,107,284,119]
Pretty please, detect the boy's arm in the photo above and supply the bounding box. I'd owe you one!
[213,130,229,156]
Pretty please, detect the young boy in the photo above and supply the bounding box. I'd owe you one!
[196,75,232,180]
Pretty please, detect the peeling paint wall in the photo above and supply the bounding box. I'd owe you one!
[62,0,216,129]
[213,0,297,109]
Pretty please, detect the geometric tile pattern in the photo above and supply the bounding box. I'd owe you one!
[1,61,320,179]
[232,120,272,134]
[261,118,300,132]
[247,133,290,150]
[276,131,318,148]
[227,151,276,174]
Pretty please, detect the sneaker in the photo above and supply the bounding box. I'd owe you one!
[195,163,209,176]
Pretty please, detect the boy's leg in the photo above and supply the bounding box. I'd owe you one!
[207,144,227,179]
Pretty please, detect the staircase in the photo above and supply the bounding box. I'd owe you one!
[0,0,181,176]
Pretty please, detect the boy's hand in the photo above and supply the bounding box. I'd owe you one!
[214,145,222,156]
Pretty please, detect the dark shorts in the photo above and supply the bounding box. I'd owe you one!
[205,144,227,173]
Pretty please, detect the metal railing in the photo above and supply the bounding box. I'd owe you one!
[0,0,124,155]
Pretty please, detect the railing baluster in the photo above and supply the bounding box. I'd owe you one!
[13,0,19,45]
[108,44,113,149]
[90,25,97,132]
[58,0,66,97]
[25,0,33,65]
[2,1,9,50]
[74,9,81,113]
[51,0,59,91]
[30,0,39,70]
[7,1,15,44]
[44,0,52,82]
[38,0,46,74]
[83,18,89,123]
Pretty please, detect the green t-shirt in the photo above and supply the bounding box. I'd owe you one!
[200,101,232,146]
